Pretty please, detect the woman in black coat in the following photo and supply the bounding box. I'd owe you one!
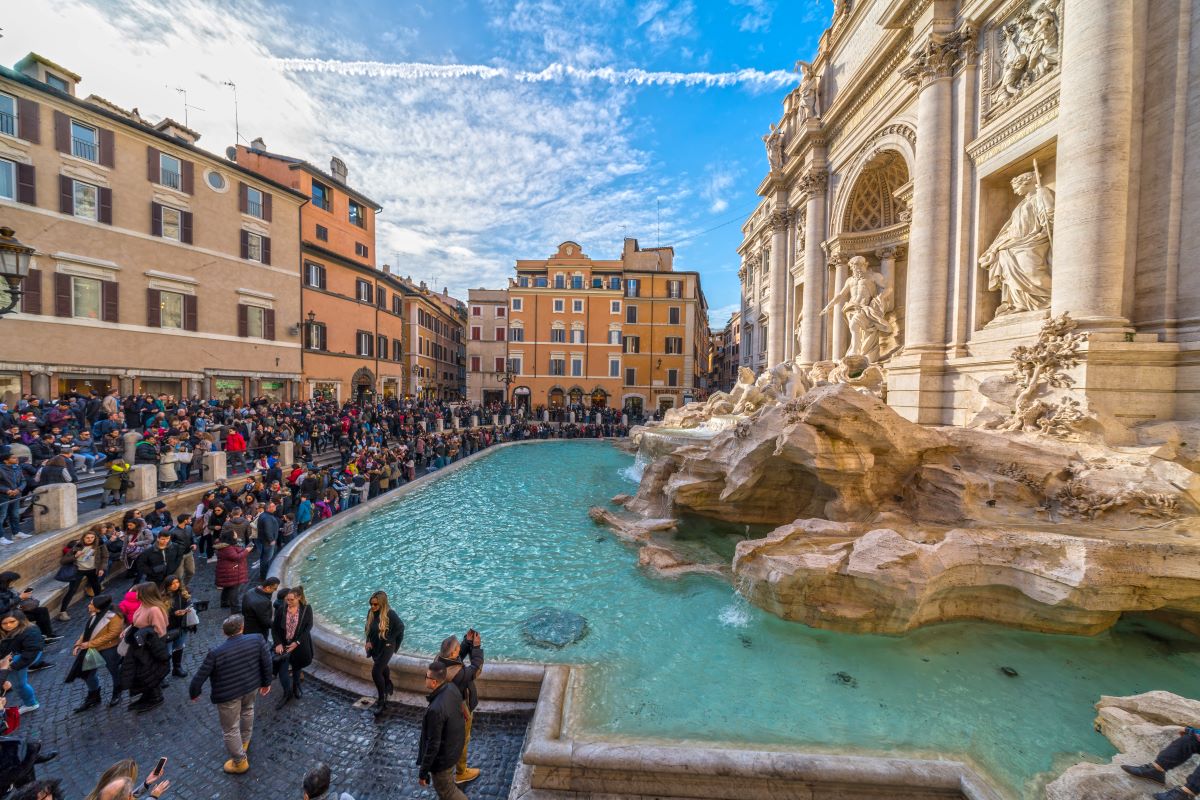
[271,586,313,708]
[118,624,170,712]
[363,590,403,716]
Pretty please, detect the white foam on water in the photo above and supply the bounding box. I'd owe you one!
[718,603,751,628]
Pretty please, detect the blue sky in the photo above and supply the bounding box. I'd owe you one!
[4,0,829,327]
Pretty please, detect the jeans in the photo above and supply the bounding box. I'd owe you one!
[257,544,275,581]
[228,451,248,474]
[1155,732,1200,792]
[72,453,105,472]
[59,569,104,611]
[82,646,121,693]
[371,645,394,702]
[9,654,41,707]
[430,766,468,800]
[168,627,188,655]
[276,656,303,696]
[0,497,20,539]
[220,584,246,613]
[215,690,258,760]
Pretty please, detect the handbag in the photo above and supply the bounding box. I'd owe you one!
[116,625,133,658]
[54,563,78,583]
[82,647,105,671]
[184,607,200,628]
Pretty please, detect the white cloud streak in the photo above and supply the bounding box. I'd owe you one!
[273,58,796,90]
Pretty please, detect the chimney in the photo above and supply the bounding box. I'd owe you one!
[250,137,266,153]
[330,157,348,184]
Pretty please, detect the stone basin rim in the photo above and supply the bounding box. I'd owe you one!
[273,439,1006,800]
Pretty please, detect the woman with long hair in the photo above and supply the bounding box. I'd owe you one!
[65,594,124,711]
[83,758,167,800]
[57,528,109,621]
[363,590,404,716]
[119,582,171,712]
[162,576,191,678]
[271,586,313,709]
[0,609,43,713]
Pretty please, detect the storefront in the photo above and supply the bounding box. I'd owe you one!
[0,373,21,406]
[259,379,287,401]
[512,386,530,412]
[214,377,246,403]
[590,388,609,408]
[140,378,183,398]
[57,375,111,397]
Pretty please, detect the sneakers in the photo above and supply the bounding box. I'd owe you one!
[16,704,38,714]
[55,611,70,622]
[14,533,32,540]
[455,767,481,784]
[206,556,217,564]
[0,538,12,546]
[1154,789,1193,800]
[222,757,250,774]
[44,636,63,645]
[1123,764,1167,785]
[29,661,52,671]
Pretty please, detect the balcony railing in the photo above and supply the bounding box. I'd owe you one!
[161,169,181,190]
[247,200,264,218]
[72,137,98,161]
[0,111,14,137]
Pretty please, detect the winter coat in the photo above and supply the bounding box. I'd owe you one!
[416,681,466,781]
[119,626,169,694]
[215,544,250,588]
[365,609,404,653]
[188,633,271,703]
[271,603,314,670]
[103,461,133,492]
[65,610,123,683]
[241,587,274,637]
[118,589,140,622]
[0,626,43,670]
[436,637,485,713]
[134,542,184,584]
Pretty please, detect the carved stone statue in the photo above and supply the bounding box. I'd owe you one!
[807,360,836,385]
[979,170,1054,316]
[793,61,821,120]
[989,0,1061,110]
[762,124,784,172]
[828,354,886,398]
[820,255,895,362]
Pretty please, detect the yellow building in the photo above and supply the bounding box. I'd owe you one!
[398,278,466,400]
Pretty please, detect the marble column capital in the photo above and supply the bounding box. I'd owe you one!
[899,26,976,88]
[875,246,899,260]
[769,208,791,232]
[798,169,828,198]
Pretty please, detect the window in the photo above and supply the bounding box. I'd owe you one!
[609,358,620,378]
[70,121,98,161]
[553,299,564,313]
[245,305,266,338]
[567,357,581,377]
[305,262,325,288]
[73,180,99,221]
[158,291,185,329]
[311,180,331,211]
[509,326,525,342]
[392,295,402,315]
[667,280,682,299]
[376,286,386,308]
[495,357,506,372]
[349,200,365,228]
[0,93,15,137]
[667,369,679,387]
[554,274,565,289]
[609,276,621,290]
[71,276,102,319]
[470,326,481,340]
[592,277,603,289]
[626,305,638,324]
[392,339,402,361]
[315,225,328,242]
[46,74,69,92]
[471,305,481,316]
[246,186,264,219]
[534,277,547,288]
[611,300,620,314]
[356,331,373,357]
[246,233,264,263]
[496,306,505,318]
[206,171,226,191]
[608,329,621,345]
[509,357,523,375]
[625,278,640,298]
[0,159,13,200]
[495,327,506,341]
[511,298,523,311]
[572,299,583,313]
[161,206,182,241]
[307,322,327,350]
[570,328,584,344]
[625,367,636,385]
[159,153,182,190]
[623,335,640,354]
[355,242,368,258]
[571,276,583,289]
[665,336,683,355]
[471,356,481,372]
[378,334,387,357]
[550,327,566,343]
[549,358,565,376]
[669,306,681,325]
[356,279,372,302]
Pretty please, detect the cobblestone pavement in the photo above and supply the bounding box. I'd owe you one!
[14,563,532,800]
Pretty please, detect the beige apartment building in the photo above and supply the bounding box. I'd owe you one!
[0,53,305,403]
[397,278,466,400]
[466,287,510,406]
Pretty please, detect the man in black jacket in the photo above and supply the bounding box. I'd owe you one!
[254,503,280,581]
[189,615,272,775]
[240,578,278,638]
[169,514,196,587]
[134,532,184,585]
[416,661,467,800]
[436,631,484,784]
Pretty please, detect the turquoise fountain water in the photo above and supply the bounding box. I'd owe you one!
[299,441,1200,799]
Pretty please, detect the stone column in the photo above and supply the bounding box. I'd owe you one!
[800,170,828,363]
[492,414,500,427]
[504,414,512,426]
[202,450,227,483]
[277,440,294,466]
[470,415,478,428]
[33,483,76,533]
[122,432,141,463]
[876,247,897,297]
[118,376,134,396]
[829,256,849,359]
[30,372,50,399]
[1050,0,1134,330]
[127,464,157,502]
[436,418,445,432]
[187,379,202,399]
[766,204,790,366]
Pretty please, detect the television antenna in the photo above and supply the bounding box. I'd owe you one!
[221,81,245,145]
[167,86,204,129]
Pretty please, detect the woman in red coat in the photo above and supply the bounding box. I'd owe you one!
[214,539,252,614]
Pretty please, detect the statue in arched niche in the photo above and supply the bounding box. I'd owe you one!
[979,168,1054,316]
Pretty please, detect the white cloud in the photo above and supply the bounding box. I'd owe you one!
[701,164,740,215]
[709,302,740,328]
[637,0,697,44]
[730,0,774,33]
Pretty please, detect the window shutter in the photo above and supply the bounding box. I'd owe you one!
[15,163,35,206]
[54,273,72,317]
[376,286,385,307]
[181,211,193,244]
[102,280,119,322]
[53,110,69,153]
[261,236,271,265]
[146,288,161,327]
[58,175,73,215]
[317,324,327,351]
[238,182,248,213]
[181,160,194,194]
[98,187,112,224]
[21,268,41,314]
[319,265,327,290]
[146,146,160,183]
[150,202,163,236]
[183,294,197,331]
[16,98,39,143]
[237,304,248,337]
[262,193,272,222]
[98,128,114,167]
[239,230,249,260]
[264,309,275,341]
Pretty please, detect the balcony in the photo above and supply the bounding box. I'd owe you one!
[161,169,182,191]
[72,137,98,162]
[247,199,264,218]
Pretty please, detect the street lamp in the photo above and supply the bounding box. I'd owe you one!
[0,227,35,318]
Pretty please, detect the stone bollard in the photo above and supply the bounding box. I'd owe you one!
[542,410,549,423]
[621,414,628,426]
[594,413,601,425]
[127,464,158,502]
[277,440,294,466]
[504,414,511,426]
[452,417,460,430]
[568,412,576,424]
[436,419,445,432]
[420,421,428,432]
[123,431,141,462]
[470,415,478,429]
[6,443,30,462]
[33,483,77,533]
[491,415,500,428]
[202,450,227,483]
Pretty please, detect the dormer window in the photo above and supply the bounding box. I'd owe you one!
[70,120,98,162]
[46,73,69,93]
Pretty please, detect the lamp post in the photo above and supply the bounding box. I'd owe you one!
[0,227,35,318]
[501,361,516,404]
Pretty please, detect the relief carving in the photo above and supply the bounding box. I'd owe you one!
[985,0,1062,118]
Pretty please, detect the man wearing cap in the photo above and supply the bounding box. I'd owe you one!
[145,501,172,534]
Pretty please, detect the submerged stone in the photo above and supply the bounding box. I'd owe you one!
[522,608,589,649]
[1000,666,1019,678]
[833,671,858,688]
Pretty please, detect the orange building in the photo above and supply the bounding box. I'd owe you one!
[395,278,466,400]
[234,141,409,401]
[508,239,708,416]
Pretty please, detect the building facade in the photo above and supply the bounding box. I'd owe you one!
[399,279,466,401]
[715,309,742,391]
[508,239,708,416]
[466,287,510,406]
[740,0,1199,424]
[0,53,305,404]
[233,142,404,402]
